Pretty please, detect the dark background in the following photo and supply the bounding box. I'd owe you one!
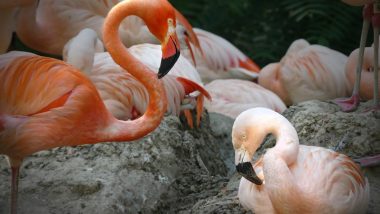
[170,0,369,67]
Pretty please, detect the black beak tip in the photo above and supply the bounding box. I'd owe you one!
[157,50,180,79]
[236,162,263,185]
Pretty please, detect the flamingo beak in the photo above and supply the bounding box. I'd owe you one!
[158,33,180,79]
[235,149,263,185]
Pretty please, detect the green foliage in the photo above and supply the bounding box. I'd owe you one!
[170,0,365,67]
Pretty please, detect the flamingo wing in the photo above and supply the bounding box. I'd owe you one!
[204,79,286,118]
[0,51,91,116]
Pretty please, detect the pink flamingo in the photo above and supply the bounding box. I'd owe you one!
[233,108,369,214]
[258,39,351,106]
[203,79,286,119]
[177,27,260,83]
[0,0,181,213]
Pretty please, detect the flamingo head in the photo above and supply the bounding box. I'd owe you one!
[232,108,270,185]
[141,0,181,78]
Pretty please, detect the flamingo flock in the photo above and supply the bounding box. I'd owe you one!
[0,0,377,213]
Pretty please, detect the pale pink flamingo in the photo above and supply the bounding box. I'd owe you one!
[63,28,210,126]
[0,0,181,213]
[335,1,380,111]
[345,47,380,101]
[203,79,286,119]
[14,0,200,56]
[258,39,351,106]
[233,108,370,214]
[177,27,260,83]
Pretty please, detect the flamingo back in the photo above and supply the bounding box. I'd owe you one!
[204,79,286,119]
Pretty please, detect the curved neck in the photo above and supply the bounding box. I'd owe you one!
[98,0,167,142]
[15,1,46,49]
[254,111,299,165]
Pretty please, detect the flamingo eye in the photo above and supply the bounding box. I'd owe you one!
[241,134,247,141]
[168,18,173,25]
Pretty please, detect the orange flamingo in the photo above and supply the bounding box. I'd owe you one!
[0,0,181,213]
[334,1,380,111]
[63,28,210,125]
[258,39,351,106]
[204,79,286,119]
[233,108,370,214]
[178,27,261,83]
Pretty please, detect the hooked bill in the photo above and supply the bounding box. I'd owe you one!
[236,162,263,185]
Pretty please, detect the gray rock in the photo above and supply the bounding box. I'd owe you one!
[0,114,231,214]
[1,100,379,214]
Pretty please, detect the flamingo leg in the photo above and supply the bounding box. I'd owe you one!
[354,154,380,168]
[10,166,20,214]
[334,5,372,112]
[8,158,22,214]
[195,94,204,128]
[183,109,194,129]
[372,2,380,110]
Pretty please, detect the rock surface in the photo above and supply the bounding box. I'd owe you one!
[0,100,379,214]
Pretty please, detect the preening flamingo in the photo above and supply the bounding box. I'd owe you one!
[0,0,181,213]
[258,39,351,106]
[63,28,210,125]
[335,1,380,111]
[233,108,370,214]
[203,79,286,119]
[177,27,260,83]
[14,0,199,56]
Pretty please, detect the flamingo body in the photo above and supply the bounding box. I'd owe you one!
[346,47,380,100]
[259,39,352,105]
[179,27,260,83]
[204,79,286,119]
[233,108,370,214]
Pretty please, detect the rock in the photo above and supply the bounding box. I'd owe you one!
[1,100,379,214]
[0,113,231,214]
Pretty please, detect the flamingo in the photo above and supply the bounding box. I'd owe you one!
[203,79,286,119]
[258,39,352,106]
[177,27,261,83]
[334,1,380,111]
[0,0,181,213]
[345,46,380,101]
[14,0,200,56]
[63,28,210,126]
[233,108,370,214]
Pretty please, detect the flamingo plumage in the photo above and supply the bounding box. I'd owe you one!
[178,27,260,83]
[0,0,35,53]
[233,108,370,214]
[13,0,199,56]
[259,39,352,106]
[63,28,210,125]
[0,0,181,213]
[203,79,286,119]
[345,47,380,101]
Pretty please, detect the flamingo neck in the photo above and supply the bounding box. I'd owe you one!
[98,1,167,142]
[254,111,299,166]
[15,1,48,51]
